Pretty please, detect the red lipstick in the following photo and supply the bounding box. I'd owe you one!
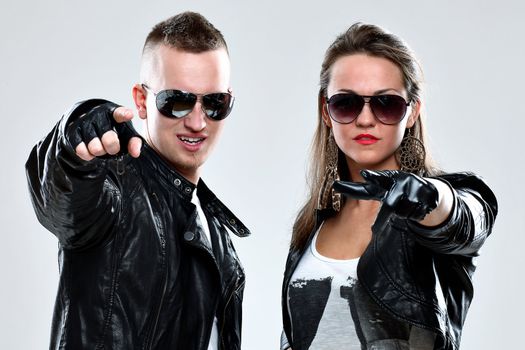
[354,134,379,145]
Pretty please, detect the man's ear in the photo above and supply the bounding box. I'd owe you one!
[132,84,148,120]
[406,99,421,128]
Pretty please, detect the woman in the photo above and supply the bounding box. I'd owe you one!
[281,23,497,350]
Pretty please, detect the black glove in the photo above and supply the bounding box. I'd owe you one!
[66,102,119,148]
[333,170,439,221]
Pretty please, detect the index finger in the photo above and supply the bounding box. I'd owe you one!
[333,180,385,201]
[113,106,135,123]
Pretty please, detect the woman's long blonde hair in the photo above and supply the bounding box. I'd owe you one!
[291,23,440,250]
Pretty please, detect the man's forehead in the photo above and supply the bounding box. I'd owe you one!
[141,43,227,72]
[147,43,228,62]
[142,44,231,92]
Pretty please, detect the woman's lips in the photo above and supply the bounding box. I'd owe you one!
[353,134,379,145]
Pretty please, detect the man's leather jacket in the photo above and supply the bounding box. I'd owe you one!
[26,99,250,350]
[281,173,497,350]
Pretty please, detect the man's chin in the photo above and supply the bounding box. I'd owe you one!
[168,156,205,178]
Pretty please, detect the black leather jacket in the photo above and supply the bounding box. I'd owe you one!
[26,99,250,350]
[281,173,497,350]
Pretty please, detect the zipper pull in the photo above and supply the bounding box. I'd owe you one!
[116,155,125,175]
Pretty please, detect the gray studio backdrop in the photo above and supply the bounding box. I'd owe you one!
[2,0,523,348]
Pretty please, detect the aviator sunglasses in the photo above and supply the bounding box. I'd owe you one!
[142,84,235,121]
[326,93,410,125]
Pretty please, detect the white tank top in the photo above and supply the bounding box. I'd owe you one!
[191,191,219,350]
[287,224,436,349]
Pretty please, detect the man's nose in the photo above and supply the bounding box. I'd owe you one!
[183,101,207,131]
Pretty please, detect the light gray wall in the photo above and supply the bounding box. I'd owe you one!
[2,0,523,348]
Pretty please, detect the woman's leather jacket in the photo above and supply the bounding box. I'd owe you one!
[281,173,497,350]
[26,99,250,350]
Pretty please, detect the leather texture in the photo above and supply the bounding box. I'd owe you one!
[66,101,121,149]
[334,170,439,221]
[26,99,250,350]
[282,172,497,350]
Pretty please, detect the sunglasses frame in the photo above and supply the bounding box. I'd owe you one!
[142,84,234,121]
[326,93,410,125]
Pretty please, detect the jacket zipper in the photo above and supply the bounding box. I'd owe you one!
[284,216,322,347]
[219,274,244,349]
[192,235,222,349]
[148,251,168,350]
[146,193,168,350]
[116,155,125,175]
[183,209,221,349]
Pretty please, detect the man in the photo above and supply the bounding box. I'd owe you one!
[25,12,249,349]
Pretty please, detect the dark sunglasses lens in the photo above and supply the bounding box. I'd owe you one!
[156,90,197,118]
[370,95,407,124]
[327,94,364,123]
[202,93,234,120]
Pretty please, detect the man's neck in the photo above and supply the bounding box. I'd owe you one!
[177,169,200,185]
[143,136,201,185]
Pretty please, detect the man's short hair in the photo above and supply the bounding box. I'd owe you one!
[142,12,228,55]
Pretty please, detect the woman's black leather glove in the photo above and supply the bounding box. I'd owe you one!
[333,170,439,221]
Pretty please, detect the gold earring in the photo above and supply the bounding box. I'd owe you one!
[397,127,426,174]
[318,129,341,211]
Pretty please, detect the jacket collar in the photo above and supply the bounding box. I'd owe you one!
[139,142,250,238]
[139,142,196,200]
[196,179,250,238]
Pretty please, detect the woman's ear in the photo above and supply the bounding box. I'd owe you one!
[321,96,332,128]
[132,84,148,120]
[406,99,421,128]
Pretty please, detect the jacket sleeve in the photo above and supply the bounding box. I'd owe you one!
[25,99,122,250]
[406,172,498,256]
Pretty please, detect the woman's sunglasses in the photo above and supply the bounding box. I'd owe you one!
[142,84,234,121]
[326,93,410,125]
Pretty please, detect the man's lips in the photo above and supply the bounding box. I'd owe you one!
[178,136,206,144]
[354,134,379,145]
[177,134,207,151]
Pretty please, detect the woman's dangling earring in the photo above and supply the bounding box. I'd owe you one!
[318,129,341,211]
[397,127,426,174]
